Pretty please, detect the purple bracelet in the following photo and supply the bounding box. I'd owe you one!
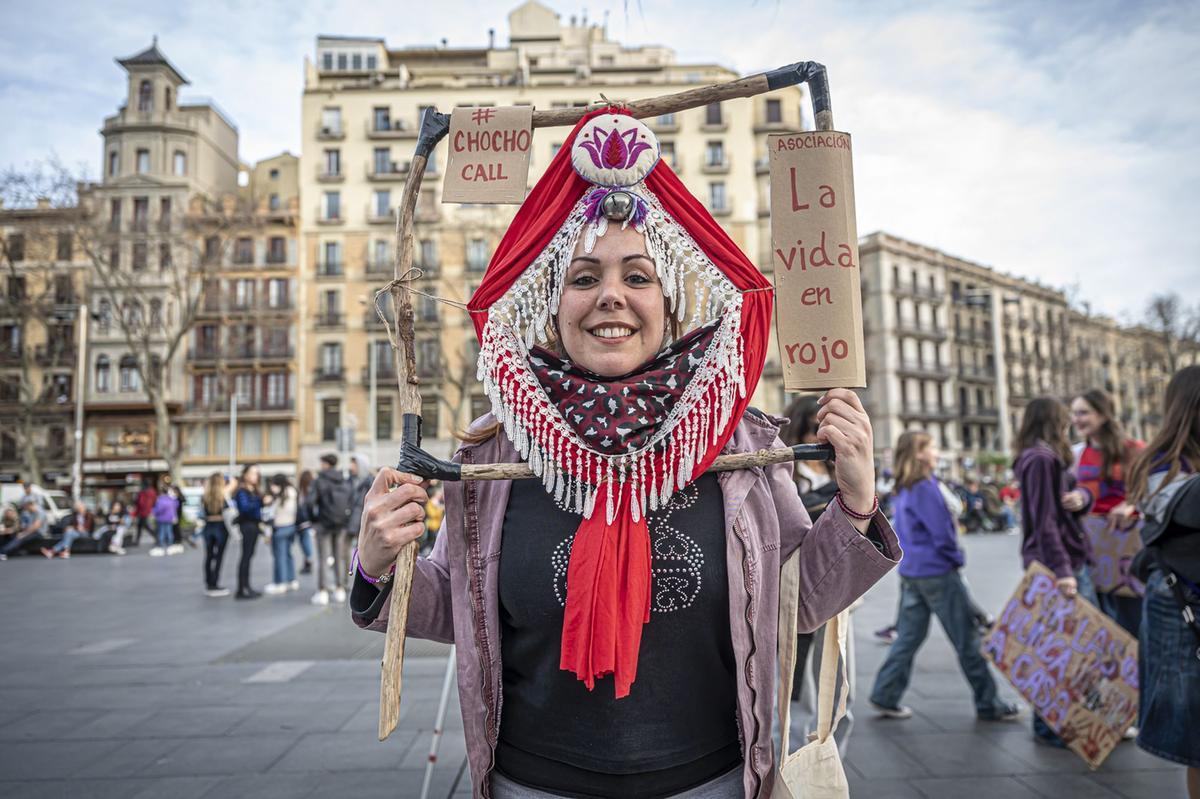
[835,492,879,520]
[352,548,395,586]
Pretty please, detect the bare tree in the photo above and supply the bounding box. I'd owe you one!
[437,338,482,444]
[1144,292,1200,374]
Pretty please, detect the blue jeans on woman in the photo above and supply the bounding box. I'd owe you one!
[156,521,173,548]
[870,569,1007,716]
[272,524,296,584]
[202,522,228,589]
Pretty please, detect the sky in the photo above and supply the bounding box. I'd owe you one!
[1,0,1197,319]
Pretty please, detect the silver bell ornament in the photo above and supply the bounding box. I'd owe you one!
[600,191,635,221]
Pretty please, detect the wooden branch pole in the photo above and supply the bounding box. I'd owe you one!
[376,61,834,742]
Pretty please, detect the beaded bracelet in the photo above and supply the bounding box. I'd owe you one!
[352,548,396,586]
[835,492,879,520]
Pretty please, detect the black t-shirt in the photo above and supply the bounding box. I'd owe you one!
[496,473,741,797]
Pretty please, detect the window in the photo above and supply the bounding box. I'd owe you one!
[373,190,390,218]
[269,168,280,180]
[419,239,437,269]
[269,193,280,211]
[164,86,172,110]
[708,182,727,211]
[97,300,112,333]
[7,234,25,262]
[159,197,172,231]
[376,396,393,440]
[159,243,172,270]
[418,293,438,323]
[267,422,290,454]
[108,244,120,270]
[705,140,725,167]
[138,79,153,112]
[656,113,676,127]
[704,102,723,126]
[324,148,341,176]
[233,237,253,264]
[470,394,490,421]
[119,355,140,392]
[322,399,340,442]
[132,197,149,232]
[366,54,377,70]
[373,239,389,269]
[235,374,254,407]
[351,53,362,70]
[194,373,219,408]
[321,342,342,375]
[417,339,440,377]
[337,53,348,70]
[136,149,150,173]
[373,147,391,174]
[267,236,286,263]
[173,151,186,176]
[765,99,782,124]
[321,106,342,136]
[56,232,72,261]
[53,275,73,303]
[267,278,288,308]
[203,235,220,265]
[108,151,119,176]
[322,241,341,267]
[266,372,288,407]
[322,52,333,70]
[660,141,676,168]
[421,396,440,436]
[188,425,210,456]
[323,191,340,220]
[241,424,263,456]
[109,198,122,232]
[95,355,111,393]
[467,238,488,271]
[233,278,255,308]
[131,242,147,271]
[373,107,390,131]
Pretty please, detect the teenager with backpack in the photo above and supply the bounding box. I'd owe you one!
[312,453,352,605]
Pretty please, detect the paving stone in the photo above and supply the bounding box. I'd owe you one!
[892,731,1037,777]
[1014,774,1125,798]
[909,775,1037,799]
[268,730,420,773]
[0,739,121,780]
[140,734,301,777]
[1090,767,1190,798]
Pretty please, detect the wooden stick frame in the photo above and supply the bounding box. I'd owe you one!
[377,61,837,741]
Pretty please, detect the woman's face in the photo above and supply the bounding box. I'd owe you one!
[245,466,259,486]
[917,441,939,471]
[558,225,666,378]
[1070,397,1103,440]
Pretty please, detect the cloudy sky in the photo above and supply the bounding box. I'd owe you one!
[2,0,1196,318]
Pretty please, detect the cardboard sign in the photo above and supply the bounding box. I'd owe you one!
[982,562,1138,768]
[768,131,866,390]
[1082,516,1145,597]
[442,106,533,204]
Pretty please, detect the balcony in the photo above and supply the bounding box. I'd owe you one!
[315,206,344,226]
[893,284,945,304]
[649,116,679,133]
[187,396,295,414]
[708,196,732,217]
[265,250,289,265]
[962,406,1000,424]
[315,311,345,329]
[35,344,76,365]
[366,118,417,139]
[189,346,221,365]
[316,124,345,141]
[361,363,398,384]
[898,404,956,422]
[367,161,411,181]
[701,157,730,175]
[366,259,393,275]
[131,219,149,234]
[367,206,398,225]
[896,361,952,380]
[314,367,345,384]
[316,261,344,278]
[0,348,23,365]
[957,364,994,384]
[754,156,770,176]
[895,320,949,342]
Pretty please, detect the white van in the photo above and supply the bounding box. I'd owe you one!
[0,484,74,526]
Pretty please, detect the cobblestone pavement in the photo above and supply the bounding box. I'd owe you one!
[0,532,1184,798]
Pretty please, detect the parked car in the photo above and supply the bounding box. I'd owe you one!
[0,484,73,527]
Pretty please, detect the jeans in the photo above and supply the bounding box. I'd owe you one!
[202,522,228,589]
[237,521,260,592]
[1097,591,1142,638]
[135,516,153,545]
[316,525,349,591]
[156,521,173,548]
[1,530,43,555]
[53,527,85,553]
[272,525,297,584]
[1137,570,1200,766]
[1032,566,1098,743]
[869,570,1002,715]
[298,525,314,561]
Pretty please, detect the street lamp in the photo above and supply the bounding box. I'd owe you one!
[960,291,1020,454]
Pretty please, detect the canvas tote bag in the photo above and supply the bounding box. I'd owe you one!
[774,551,850,799]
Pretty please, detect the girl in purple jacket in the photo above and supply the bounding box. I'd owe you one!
[150,483,180,557]
[869,432,1018,722]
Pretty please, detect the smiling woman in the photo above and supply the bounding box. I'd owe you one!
[350,108,899,799]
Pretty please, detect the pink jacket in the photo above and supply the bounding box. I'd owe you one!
[354,411,900,798]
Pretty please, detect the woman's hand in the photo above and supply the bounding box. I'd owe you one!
[1061,490,1088,512]
[1108,501,1138,530]
[358,468,428,578]
[1056,576,1078,598]
[815,389,876,526]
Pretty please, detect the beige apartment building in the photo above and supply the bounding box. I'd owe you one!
[860,232,1186,474]
[298,0,806,467]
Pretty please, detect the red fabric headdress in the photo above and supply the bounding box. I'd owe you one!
[467,109,772,697]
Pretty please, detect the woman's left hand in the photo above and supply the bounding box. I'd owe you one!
[815,389,876,524]
[1108,501,1138,530]
[1061,490,1088,512]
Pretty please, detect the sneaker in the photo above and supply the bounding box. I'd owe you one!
[205,587,231,598]
[1124,725,1139,740]
[978,702,1021,722]
[149,547,166,557]
[108,545,126,555]
[40,548,55,559]
[301,561,313,575]
[868,701,914,720]
[332,587,347,603]
[58,551,70,559]
[311,590,330,606]
[235,588,262,600]
[263,583,287,595]
[166,544,184,555]
[288,580,300,592]
[874,625,897,645]
[0,554,7,561]
[326,556,335,568]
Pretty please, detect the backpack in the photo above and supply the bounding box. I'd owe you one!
[318,474,353,528]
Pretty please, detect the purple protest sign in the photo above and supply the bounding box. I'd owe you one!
[1083,516,1145,597]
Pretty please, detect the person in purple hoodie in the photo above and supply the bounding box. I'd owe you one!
[1013,396,1099,746]
[150,481,180,557]
[869,431,1019,722]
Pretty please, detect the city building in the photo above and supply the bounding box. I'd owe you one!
[298,0,806,466]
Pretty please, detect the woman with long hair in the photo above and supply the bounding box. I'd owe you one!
[869,431,1018,722]
[1071,388,1145,635]
[201,472,233,597]
[1127,365,1200,797]
[233,464,264,600]
[1014,396,1098,746]
[264,474,300,595]
[296,470,316,576]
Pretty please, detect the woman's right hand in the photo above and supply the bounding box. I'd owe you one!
[358,468,428,579]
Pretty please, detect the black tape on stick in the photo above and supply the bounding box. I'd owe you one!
[762,61,831,119]
[414,108,451,160]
